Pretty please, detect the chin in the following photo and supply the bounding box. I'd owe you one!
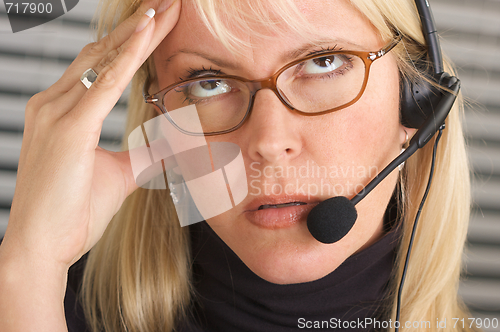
[206,203,374,285]
[246,241,349,284]
[219,223,350,284]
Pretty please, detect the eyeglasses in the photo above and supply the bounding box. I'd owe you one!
[144,34,402,136]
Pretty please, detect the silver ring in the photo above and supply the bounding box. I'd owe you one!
[80,68,98,89]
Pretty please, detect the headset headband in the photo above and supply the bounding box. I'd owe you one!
[414,0,444,74]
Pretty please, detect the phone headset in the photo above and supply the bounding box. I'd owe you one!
[305,0,461,329]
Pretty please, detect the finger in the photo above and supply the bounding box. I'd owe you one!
[32,45,123,123]
[19,1,164,169]
[19,70,99,173]
[45,0,180,115]
[18,92,46,174]
[67,1,181,135]
[21,0,180,178]
[142,0,181,60]
[19,1,180,163]
[44,0,173,97]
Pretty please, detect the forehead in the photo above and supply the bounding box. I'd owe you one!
[155,0,382,72]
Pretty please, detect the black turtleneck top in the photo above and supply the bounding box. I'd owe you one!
[183,221,400,332]
[64,213,401,332]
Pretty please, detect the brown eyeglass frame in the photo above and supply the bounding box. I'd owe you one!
[144,34,402,136]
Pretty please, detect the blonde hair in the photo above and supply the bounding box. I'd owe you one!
[82,0,475,331]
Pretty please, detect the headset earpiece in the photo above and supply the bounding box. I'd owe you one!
[400,67,453,129]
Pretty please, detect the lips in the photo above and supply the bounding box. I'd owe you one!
[244,195,320,229]
[245,195,318,212]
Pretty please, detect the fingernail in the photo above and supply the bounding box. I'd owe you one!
[136,8,155,32]
[157,0,174,14]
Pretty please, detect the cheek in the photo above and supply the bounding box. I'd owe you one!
[344,57,401,160]
[303,57,400,189]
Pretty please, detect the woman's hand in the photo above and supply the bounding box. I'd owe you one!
[2,0,181,270]
[0,1,181,330]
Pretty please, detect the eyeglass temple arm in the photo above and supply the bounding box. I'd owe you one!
[143,76,158,103]
[383,33,403,54]
[368,33,402,61]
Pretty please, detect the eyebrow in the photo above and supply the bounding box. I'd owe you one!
[163,38,365,71]
[164,50,240,71]
[283,38,365,61]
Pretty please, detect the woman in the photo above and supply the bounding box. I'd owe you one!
[0,0,475,331]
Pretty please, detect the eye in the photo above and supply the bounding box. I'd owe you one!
[189,79,232,98]
[301,55,345,74]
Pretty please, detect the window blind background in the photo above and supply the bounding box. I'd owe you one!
[0,0,499,329]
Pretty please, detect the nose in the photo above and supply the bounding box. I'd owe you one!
[245,89,302,164]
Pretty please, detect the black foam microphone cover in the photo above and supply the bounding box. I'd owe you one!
[307,196,358,244]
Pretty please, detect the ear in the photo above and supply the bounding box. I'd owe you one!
[400,125,417,147]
